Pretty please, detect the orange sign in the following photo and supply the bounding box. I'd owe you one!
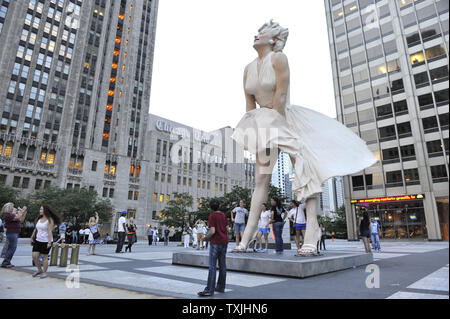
[351,194,424,204]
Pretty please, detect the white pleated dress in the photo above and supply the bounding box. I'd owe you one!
[231,52,378,201]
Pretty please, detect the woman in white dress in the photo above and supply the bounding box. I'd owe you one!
[231,20,377,254]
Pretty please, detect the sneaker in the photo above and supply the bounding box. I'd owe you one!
[255,248,263,253]
[197,291,213,297]
[32,271,42,278]
[215,288,225,293]
[263,249,268,253]
[1,264,14,268]
[40,273,48,279]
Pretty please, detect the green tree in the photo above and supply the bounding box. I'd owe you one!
[0,184,19,210]
[160,192,193,228]
[195,197,214,222]
[318,205,347,239]
[31,186,113,227]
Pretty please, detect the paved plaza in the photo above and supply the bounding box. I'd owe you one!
[0,239,448,299]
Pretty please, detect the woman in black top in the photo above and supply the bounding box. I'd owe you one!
[358,211,371,253]
[125,217,137,253]
[270,197,286,253]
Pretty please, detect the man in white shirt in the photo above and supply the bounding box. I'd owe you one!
[287,200,306,252]
[115,212,127,253]
[231,200,249,248]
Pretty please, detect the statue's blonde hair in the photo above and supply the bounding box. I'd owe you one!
[258,19,289,52]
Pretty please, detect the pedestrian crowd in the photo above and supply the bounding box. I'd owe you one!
[0,201,107,278]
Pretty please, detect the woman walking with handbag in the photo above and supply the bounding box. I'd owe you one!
[125,217,137,253]
[87,212,100,256]
[30,205,61,278]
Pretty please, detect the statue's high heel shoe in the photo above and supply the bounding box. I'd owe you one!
[231,243,248,253]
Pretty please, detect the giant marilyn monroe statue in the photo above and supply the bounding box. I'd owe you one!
[231,20,378,255]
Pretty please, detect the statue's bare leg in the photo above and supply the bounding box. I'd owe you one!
[233,148,278,252]
[298,193,321,255]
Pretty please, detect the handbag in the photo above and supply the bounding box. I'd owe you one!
[92,226,100,240]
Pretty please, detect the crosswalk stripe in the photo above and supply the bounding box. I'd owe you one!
[407,266,449,292]
[387,291,448,299]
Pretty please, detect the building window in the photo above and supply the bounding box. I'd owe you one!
[426,139,447,156]
[434,89,449,105]
[397,122,412,137]
[430,66,449,84]
[430,165,448,182]
[166,194,170,203]
[92,161,97,171]
[167,174,171,183]
[159,194,164,202]
[404,168,420,184]
[425,44,447,61]
[103,188,108,197]
[130,165,135,176]
[153,193,157,202]
[35,179,42,190]
[22,178,30,189]
[422,116,439,133]
[154,172,159,181]
[400,144,416,160]
[12,176,21,188]
[3,142,13,157]
[382,147,399,162]
[135,166,140,177]
[109,188,114,198]
[351,175,364,191]
[128,190,133,200]
[414,71,429,88]
[134,191,139,200]
[418,93,434,108]
[385,170,403,187]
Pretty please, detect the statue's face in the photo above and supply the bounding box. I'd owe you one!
[253,28,273,49]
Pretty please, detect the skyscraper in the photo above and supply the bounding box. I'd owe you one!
[324,0,448,240]
[271,151,293,198]
[0,0,159,234]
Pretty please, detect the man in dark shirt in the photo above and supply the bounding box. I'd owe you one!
[164,228,170,246]
[1,203,27,268]
[198,198,230,297]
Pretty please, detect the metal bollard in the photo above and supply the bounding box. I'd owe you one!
[70,244,80,265]
[59,244,69,267]
[50,243,60,266]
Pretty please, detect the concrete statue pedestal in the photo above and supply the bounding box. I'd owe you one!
[172,248,373,278]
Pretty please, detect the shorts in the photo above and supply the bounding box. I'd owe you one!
[32,241,51,255]
[234,223,245,233]
[60,233,66,239]
[258,227,269,235]
[360,229,370,238]
[294,223,306,231]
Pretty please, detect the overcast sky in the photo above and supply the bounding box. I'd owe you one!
[149,0,336,132]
